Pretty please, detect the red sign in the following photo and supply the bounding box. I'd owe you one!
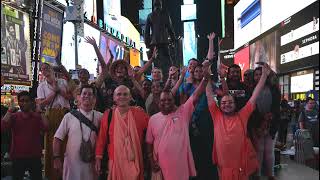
[234,46,250,81]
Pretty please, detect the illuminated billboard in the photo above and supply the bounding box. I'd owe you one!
[234,45,250,80]
[183,21,197,66]
[1,4,32,85]
[291,73,314,93]
[279,1,319,73]
[40,3,64,65]
[234,0,317,50]
[61,23,100,76]
[249,31,279,73]
[181,4,197,21]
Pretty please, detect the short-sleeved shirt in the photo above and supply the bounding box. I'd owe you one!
[146,97,196,180]
[54,109,103,180]
[1,112,48,159]
[37,79,70,109]
[209,101,255,167]
[95,107,149,160]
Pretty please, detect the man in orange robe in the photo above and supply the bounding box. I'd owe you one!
[206,64,271,180]
[95,85,149,180]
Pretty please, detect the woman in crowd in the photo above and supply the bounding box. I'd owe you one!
[250,66,281,180]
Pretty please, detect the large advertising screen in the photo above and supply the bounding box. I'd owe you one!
[181,4,197,21]
[1,4,31,85]
[130,48,140,67]
[40,4,64,65]
[279,1,319,73]
[99,33,126,63]
[234,0,317,50]
[61,23,100,77]
[183,21,197,66]
[291,73,314,93]
[249,31,279,73]
[234,0,261,50]
[78,24,100,76]
[234,45,250,80]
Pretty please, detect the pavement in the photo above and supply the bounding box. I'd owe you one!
[2,156,319,180]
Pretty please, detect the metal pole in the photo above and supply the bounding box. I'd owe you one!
[74,22,78,68]
[30,0,43,97]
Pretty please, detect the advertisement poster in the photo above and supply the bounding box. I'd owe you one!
[249,31,279,73]
[234,46,250,80]
[99,33,125,62]
[279,1,319,73]
[130,48,140,67]
[1,5,31,85]
[40,4,63,65]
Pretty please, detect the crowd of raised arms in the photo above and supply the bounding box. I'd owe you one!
[1,31,319,180]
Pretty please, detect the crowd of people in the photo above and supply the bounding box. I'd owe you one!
[1,31,319,180]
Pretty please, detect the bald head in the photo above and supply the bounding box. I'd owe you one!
[113,85,132,107]
[115,85,130,94]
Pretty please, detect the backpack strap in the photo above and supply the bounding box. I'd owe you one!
[71,110,98,134]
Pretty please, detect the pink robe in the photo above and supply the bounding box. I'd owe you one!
[146,97,196,180]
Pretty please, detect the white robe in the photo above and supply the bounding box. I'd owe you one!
[54,109,103,180]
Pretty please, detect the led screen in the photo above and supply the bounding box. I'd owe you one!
[181,4,197,21]
[234,46,250,80]
[84,0,97,21]
[104,0,121,18]
[61,23,100,77]
[99,33,126,63]
[234,0,317,50]
[234,0,261,50]
[279,1,319,73]
[61,22,75,72]
[183,21,197,66]
[78,24,100,76]
[139,9,152,25]
[291,73,314,93]
[1,4,32,85]
[249,31,279,73]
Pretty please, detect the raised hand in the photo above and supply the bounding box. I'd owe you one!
[180,67,187,78]
[262,63,271,77]
[84,36,97,47]
[218,63,228,78]
[127,65,135,79]
[207,32,216,40]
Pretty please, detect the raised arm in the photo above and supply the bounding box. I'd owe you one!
[85,36,107,70]
[85,36,114,88]
[135,47,157,79]
[128,66,146,99]
[206,32,216,61]
[249,64,271,104]
[214,63,229,96]
[191,77,208,107]
[171,67,187,95]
